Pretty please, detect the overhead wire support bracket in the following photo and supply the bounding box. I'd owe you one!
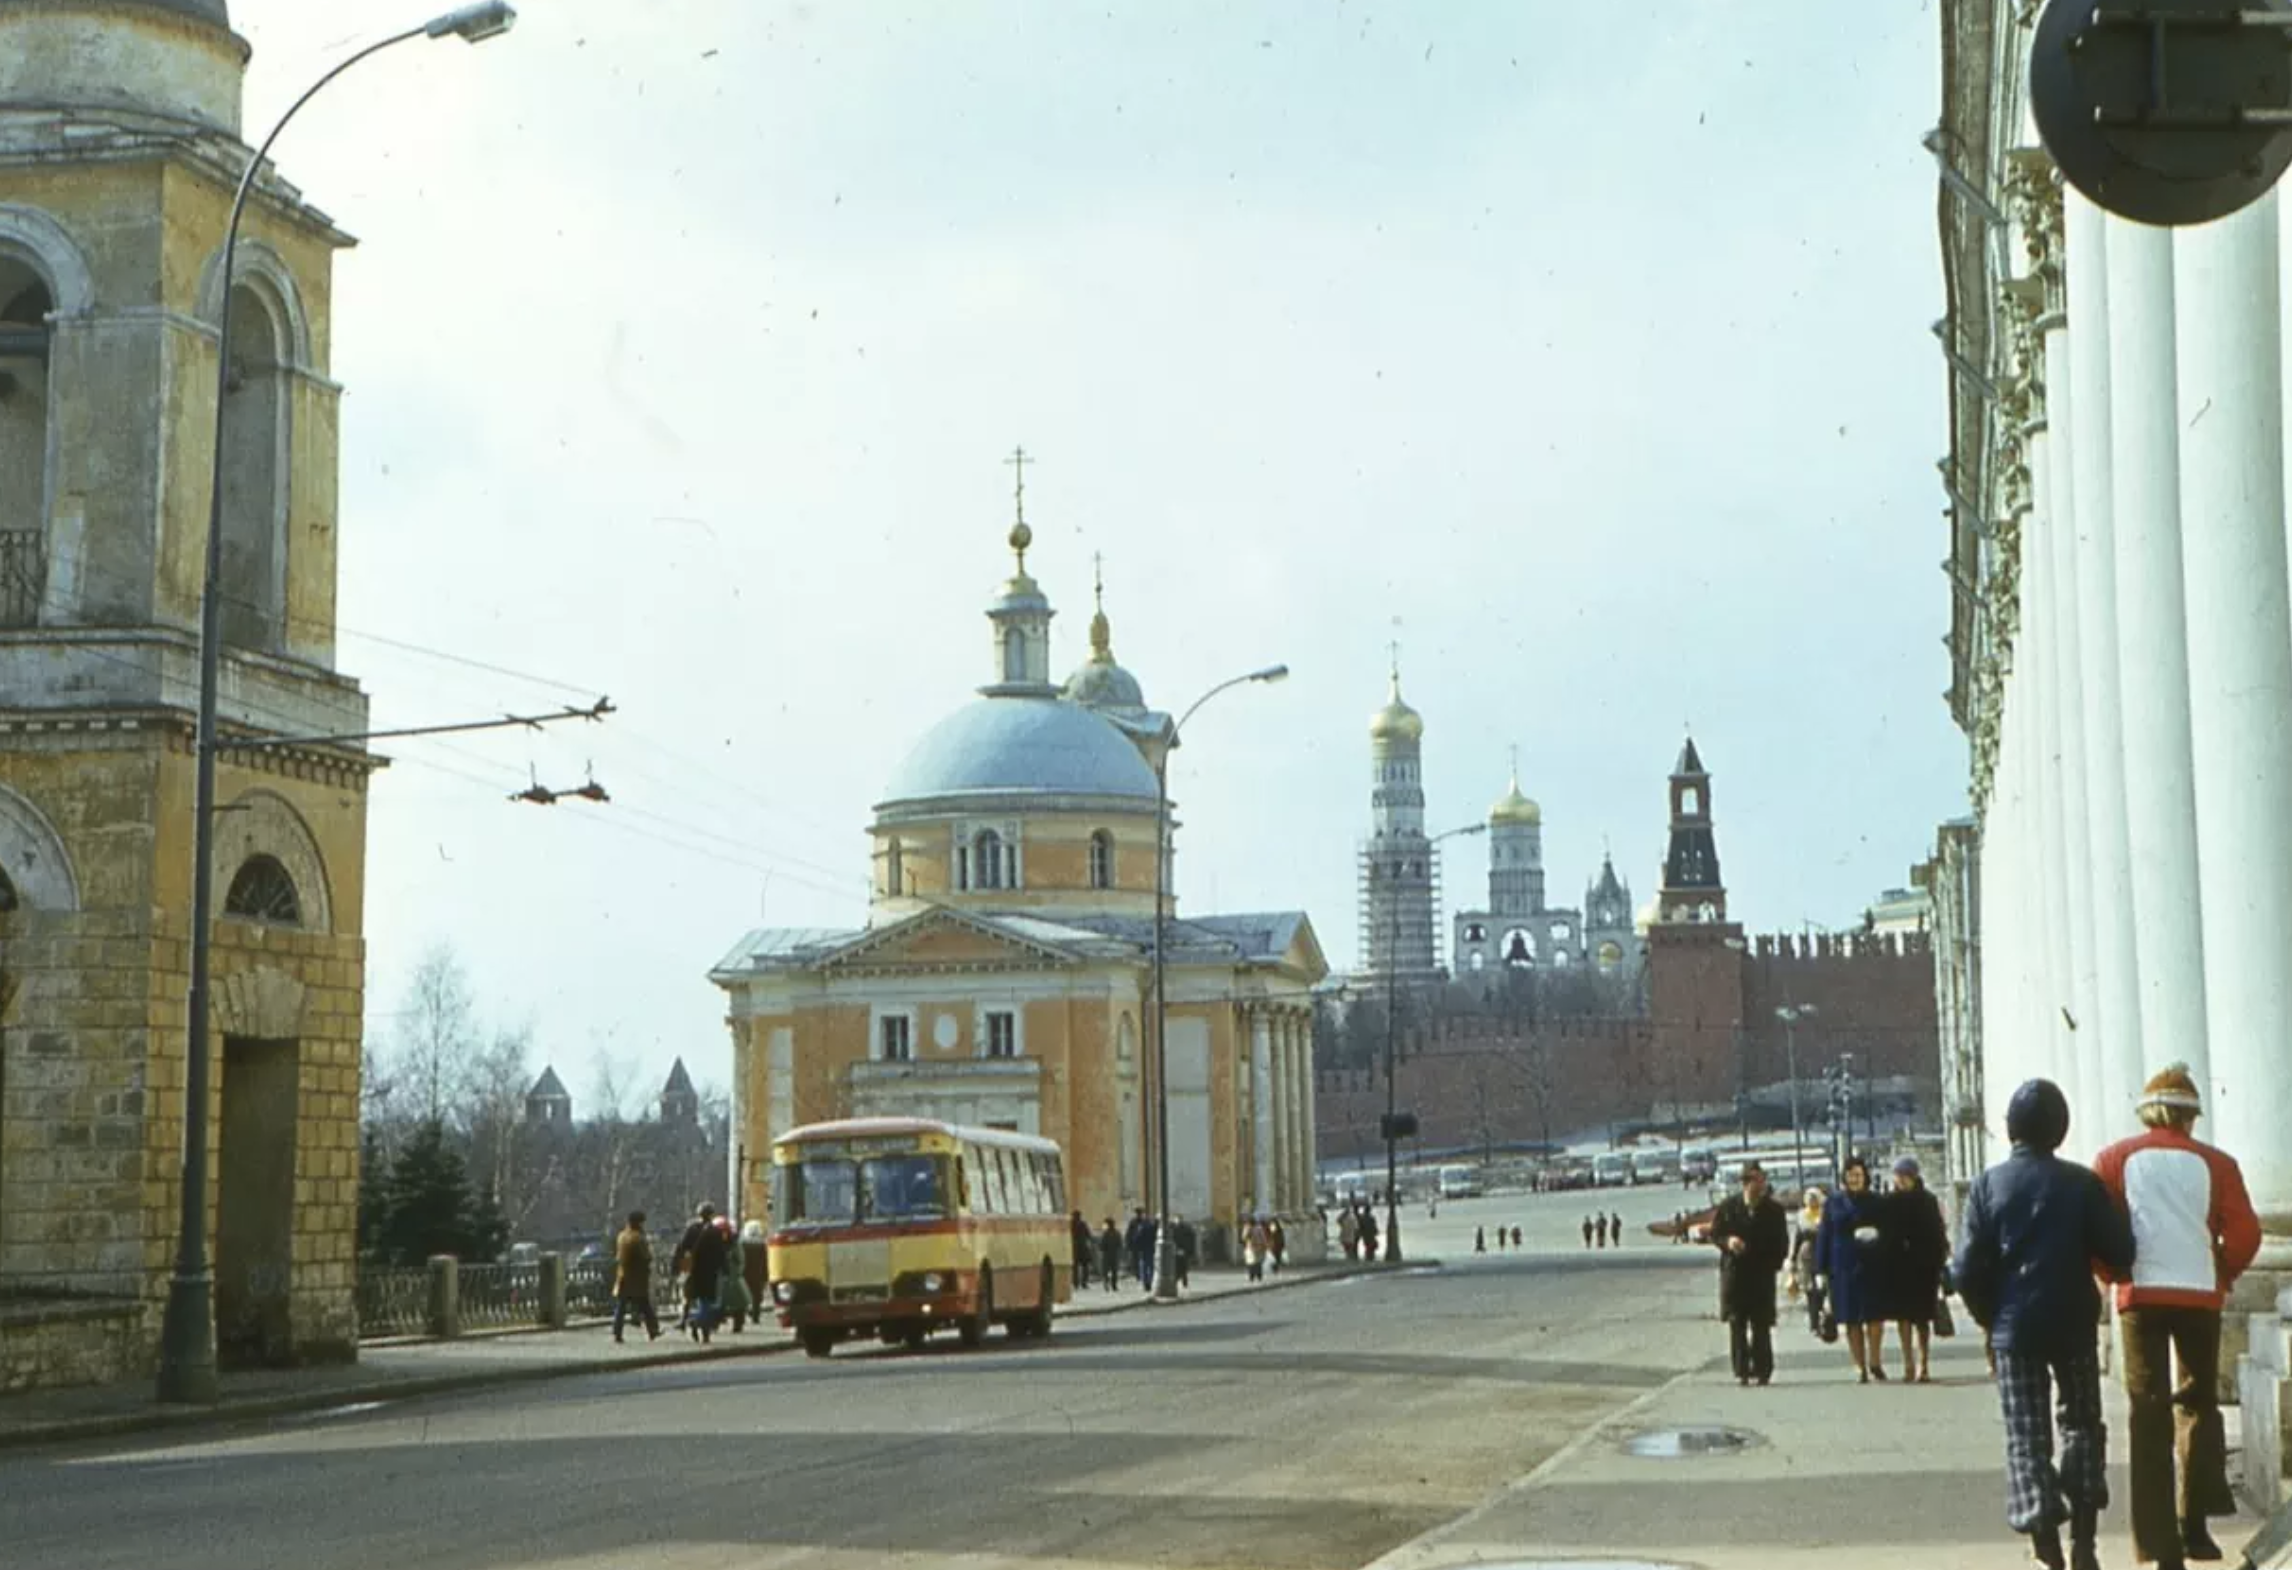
[218,695,615,753]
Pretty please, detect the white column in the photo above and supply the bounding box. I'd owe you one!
[2065,192,2144,1140]
[1250,1011,1275,1216]
[2176,192,2292,1236]
[1278,1014,1302,1210]
[2024,400,2083,1129]
[2044,309,2106,1158]
[1980,695,2021,1165]
[2105,216,2210,1095]
[1298,1012,1320,1207]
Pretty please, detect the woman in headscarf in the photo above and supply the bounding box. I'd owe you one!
[1790,1185,1829,1337]
[1888,1155,1949,1383]
[1817,1156,1899,1381]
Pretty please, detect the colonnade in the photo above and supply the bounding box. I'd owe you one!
[1248,1006,1316,1215]
[1976,166,2292,1245]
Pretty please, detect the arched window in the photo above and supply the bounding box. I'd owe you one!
[223,854,301,926]
[0,257,53,628]
[219,283,288,653]
[1088,830,1113,890]
[974,829,1005,891]
[1682,786,1701,816]
[1002,627,1026,682]
[884,836,904,896]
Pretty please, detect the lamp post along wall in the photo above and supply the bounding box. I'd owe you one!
[1381,819,1485,1264]
[1151,664,1288,1303]
[156,1,519,1406]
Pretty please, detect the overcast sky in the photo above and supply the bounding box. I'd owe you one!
[225,0,1965,1109]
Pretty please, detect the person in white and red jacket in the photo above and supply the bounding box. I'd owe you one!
[2093,1064,2262,1570]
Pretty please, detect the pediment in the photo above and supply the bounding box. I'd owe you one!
[819,907,1081,974]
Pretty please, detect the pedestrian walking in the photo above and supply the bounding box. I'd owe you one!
[1243,1216,1270,1282]
[2093,1063,2262,1570]
[1595,1213,1609,1249]
[611,1210,660,1343]
[1710,1161,1790,1385]
[1818,1157,1898,1382]
[1510,1226,1521,1249]
[1269,1218,1286,1272]
[1356,1203,1379,1261]
[1070,1209,1094,1292]
[1956,1078,2135,1570]
[1474,1225,1487,1254]
[1097,1217,1123,1293]
[1581,1215,1594,1250]
[1790,1186,1829,1339]
[1126,1208,1154,1288]
[1610,1211,1624,1247]
[1340,1206,1361,1261]
[673,1202,730,1343]
[1888,1156,1949,1383]
[1172,1215,1196,1289]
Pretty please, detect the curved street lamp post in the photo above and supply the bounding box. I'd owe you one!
[157,1,518,1406]
[1381,820,1486,1263]
[1774,1004,1815,1184]
[1150,665,1289,1304]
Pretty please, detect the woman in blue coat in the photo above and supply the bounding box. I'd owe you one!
[1818,1156,1899,1382]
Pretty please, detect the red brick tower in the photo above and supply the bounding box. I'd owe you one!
[1646,736,1745,1118]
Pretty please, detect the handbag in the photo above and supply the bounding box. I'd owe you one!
[1933,1294,1957,1339]
[1817,1301,1839,1344]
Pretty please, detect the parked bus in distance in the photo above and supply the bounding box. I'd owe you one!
[1329,1171,1371,1208]
[1681,1146,1718,1183]
[1630,1149,1679,1187]
[765,1117,1071,1358]
[1437,1163,1482,1199]
[1592,1152,1633,1188]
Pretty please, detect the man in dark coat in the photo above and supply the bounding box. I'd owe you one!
[673,1202,730,1343]
[1956,1079,2135,1570]
[1710,1161,1790,1385]
[1069,1210,1094,1290]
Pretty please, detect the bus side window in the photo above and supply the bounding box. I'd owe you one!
[1021,1153,1042,1214]
[1031,1154,1051,1214]
[1046,1156,1066,1215]
[955,1152,974,1214]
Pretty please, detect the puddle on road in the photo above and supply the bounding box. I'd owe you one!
[1618,1424,1762,1458]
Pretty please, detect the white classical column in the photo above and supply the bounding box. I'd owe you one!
[2105,216,2210,1094]
[2065,191,2144,1139]
[1980,691,2023,1164]
[1280,1013,1304,1210]
[2176,191,2292,1238]
[1297,1011,1321,1208]
[2023,394,2083,1127]
[2043,311,2106,1159]
[1250,1010,1275,1216]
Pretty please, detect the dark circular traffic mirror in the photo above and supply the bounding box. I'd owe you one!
[2031,0,2292,226]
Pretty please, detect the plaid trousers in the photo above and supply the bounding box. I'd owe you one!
[1995,1341,2109,1533]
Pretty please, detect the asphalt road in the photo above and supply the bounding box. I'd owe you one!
[1,1247,1718,1570]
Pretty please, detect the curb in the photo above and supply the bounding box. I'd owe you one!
[0,1257,1430,1455]
[1054,1257,1436,1320]
[0,1336,794,1455]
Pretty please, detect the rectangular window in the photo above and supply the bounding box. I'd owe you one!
[984,1011,1017,1059]
[955,846,969,891]
[879,1015,912,1061]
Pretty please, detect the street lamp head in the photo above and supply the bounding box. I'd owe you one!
[427,1,517,41]
[1249,664,1290,684]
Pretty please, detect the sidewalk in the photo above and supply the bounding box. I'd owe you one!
[1366,1332,2270,1570]
[0,1257,1388,1454]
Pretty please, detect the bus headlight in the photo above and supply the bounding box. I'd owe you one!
[920,1272,945,1293]
[773,1281,796,1304]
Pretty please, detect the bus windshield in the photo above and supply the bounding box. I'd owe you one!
[772,1151,952,1227]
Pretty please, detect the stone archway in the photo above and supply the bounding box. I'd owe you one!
[0,782,78,912]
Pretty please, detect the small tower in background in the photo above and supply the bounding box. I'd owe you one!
[660,1057,700,1125]
[1358,656,1441,984]
[1656,735,1727,923]
[524,1066,572,1127]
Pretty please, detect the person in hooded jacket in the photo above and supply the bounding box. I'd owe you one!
[1955,1078,2135,1570]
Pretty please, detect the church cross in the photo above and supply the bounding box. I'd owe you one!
[1005,445,1033,526]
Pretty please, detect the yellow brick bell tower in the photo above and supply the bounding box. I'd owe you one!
[0,0,374,1391]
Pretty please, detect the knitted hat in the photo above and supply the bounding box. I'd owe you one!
[1892,1155,1921,1179]
[2138,1062,2203,1114]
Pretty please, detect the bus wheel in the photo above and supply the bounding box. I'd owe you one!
[899,1325,928,1351]
[958,1266,993,1347]
[798,1327,836,1359]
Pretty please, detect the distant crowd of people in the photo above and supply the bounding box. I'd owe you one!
[1577,1211,1627,1249]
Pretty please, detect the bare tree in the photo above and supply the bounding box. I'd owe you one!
[398,943,479,1124]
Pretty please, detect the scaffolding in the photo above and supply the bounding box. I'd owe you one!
[1357,835,1445,982]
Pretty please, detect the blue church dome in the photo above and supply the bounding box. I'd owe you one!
[880,697,1159,808]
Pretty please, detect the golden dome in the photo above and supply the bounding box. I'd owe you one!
[1489,774,1541,826]
[1368,675,1424,742]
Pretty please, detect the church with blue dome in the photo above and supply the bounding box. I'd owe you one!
[713,515,1328,1258]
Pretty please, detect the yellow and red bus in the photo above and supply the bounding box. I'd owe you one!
[765,1117,1073,1358]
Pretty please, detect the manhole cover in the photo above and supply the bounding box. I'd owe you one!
[1620,1424,1761,1458]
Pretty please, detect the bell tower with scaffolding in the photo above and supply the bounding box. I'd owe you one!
[1357,649,1443,986]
